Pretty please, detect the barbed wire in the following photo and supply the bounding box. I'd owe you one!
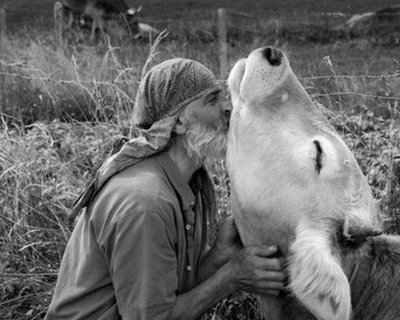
[311,91,400,101]
[0,272,58,278]
[1,69,400,104]
[1,8,53,13]
[1,59,399,83]
[1,64,399,82]
[301,73,400,81]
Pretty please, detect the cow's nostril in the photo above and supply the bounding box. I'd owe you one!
[263,47,282,66]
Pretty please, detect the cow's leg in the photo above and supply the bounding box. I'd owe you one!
[289,218,351,320]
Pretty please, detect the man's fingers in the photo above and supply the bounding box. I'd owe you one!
[242,278,286,295]
[261,270,287,282]
[249,245,279,257]
[262,288,290,297]
[254,285,285,296]
[263,289,281,296]
[251,256,285,272]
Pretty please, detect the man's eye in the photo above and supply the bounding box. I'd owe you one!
[210,96,218,103]
[208,95,218,105]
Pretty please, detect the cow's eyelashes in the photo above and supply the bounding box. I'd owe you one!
[314,140,323,174]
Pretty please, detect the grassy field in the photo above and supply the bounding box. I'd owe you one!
[0,1,400,319]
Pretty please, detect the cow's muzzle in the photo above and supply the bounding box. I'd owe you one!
[262,46,282,66]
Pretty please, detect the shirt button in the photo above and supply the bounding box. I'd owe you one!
[186,266,192,272]
[186,224,191,230]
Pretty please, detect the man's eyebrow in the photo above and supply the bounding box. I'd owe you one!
[207,89,221,98]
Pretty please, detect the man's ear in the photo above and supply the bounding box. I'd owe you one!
[173,114,188,135]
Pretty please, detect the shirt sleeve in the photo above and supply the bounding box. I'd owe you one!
[99,209,178,320]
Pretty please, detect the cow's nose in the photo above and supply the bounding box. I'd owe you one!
[262,47,282,66]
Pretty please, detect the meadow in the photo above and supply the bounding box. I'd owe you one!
[0,2,400,319]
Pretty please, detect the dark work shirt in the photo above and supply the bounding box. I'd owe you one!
[45,152,208,320]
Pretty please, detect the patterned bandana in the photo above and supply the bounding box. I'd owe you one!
[68,58,221,224]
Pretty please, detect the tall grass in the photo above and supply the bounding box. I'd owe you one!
[0,14,399,320]
[0,119,122,319]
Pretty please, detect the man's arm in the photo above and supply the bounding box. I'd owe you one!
[102,211,286,320]
[197,215,243,282]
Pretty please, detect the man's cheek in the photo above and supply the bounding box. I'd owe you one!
[193,114,217,128]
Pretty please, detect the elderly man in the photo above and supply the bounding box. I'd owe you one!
[45,58,286,320]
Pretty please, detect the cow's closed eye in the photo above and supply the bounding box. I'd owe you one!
[314,140,323,174]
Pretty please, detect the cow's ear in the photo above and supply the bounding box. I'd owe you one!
[343,218,383,240]
[137,5,143,13]
[289,219,352,320]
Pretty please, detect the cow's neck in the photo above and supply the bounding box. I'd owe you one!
[345,235,400,320]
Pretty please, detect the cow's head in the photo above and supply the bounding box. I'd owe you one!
[226,46,382,320]
[125,5,142,39]
[227,46,381,250]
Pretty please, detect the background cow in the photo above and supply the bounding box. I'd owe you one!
[226,46,384,320]
[60,0,142,41]
[137,22,161,39]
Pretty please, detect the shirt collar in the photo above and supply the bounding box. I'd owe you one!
[154,152,195,211]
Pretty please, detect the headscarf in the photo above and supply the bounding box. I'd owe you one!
[68,58,221,224]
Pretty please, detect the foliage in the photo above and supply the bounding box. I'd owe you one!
[0,7,399,320]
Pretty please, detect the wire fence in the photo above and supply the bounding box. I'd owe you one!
[1,5,399,91]
[1,5,400,31]
[1,5,399,111]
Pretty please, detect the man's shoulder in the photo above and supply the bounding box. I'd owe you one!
[87,157,180,237]
[110,157,167,191]
[97,156,178,214]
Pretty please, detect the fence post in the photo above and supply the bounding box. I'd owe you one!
[0,9,6,40]
[54,2,64,47]
[218,8,228,80]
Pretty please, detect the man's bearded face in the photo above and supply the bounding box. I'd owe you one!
[182,113,228,162]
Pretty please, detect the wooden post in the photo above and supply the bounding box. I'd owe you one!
[0,9,6,40]
[54,2,64,47]
[218,8,228,80]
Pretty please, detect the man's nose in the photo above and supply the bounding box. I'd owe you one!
[222,100,232,124]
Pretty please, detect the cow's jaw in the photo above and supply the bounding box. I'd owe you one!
[227,48,317,251]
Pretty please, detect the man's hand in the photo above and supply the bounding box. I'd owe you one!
[175,220,287,320]
[201,216,287,297]
[225,245,287,296]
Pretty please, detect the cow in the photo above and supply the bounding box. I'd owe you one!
[336,6,400,39]
[59,0,142,41]
[138,22,161,39]
[226,46,385,320]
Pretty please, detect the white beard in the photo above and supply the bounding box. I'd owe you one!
[182,117,228,162]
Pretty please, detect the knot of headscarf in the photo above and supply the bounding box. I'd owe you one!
[68,58,220,224]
